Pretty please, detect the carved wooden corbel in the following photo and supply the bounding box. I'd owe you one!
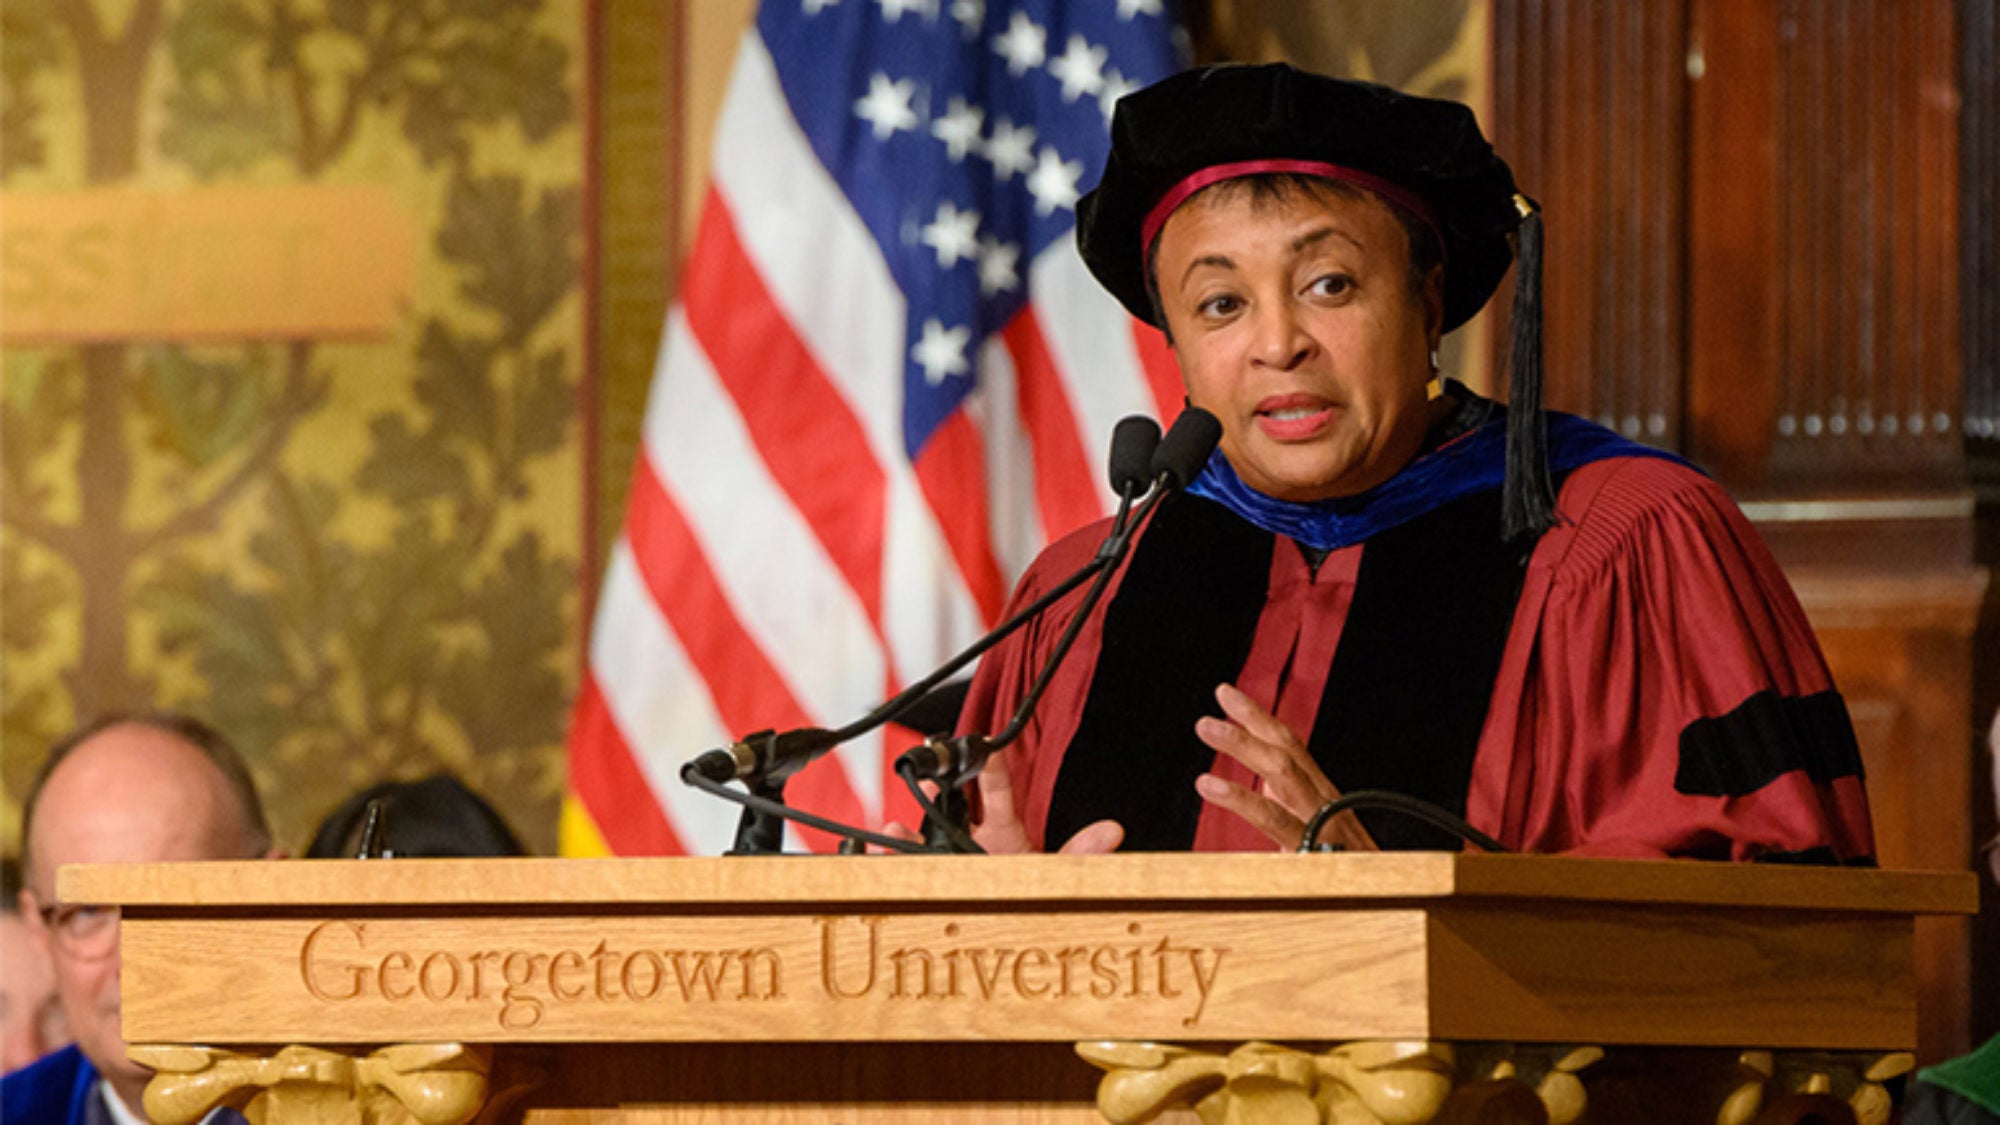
[1316,1040,1458,1124]
[1078,1038,1597,1125]
[1717,1049,1913,1125]
[1455,1043,1603,1125]
[131,1042,491,1125]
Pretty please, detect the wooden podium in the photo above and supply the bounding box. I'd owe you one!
[65,852,1974,1125]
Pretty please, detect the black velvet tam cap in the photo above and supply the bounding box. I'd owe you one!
[1076,62,1525,334]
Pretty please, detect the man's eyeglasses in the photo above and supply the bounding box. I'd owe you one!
[36,902,120,961]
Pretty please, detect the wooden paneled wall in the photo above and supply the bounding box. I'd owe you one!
[1703,1,1961,491]
[1491,0,1986,1061]
[1492,1,1686,450]
[592,0,679,614]
[590,0,755,604]
[1493,0,1962,492]
[1969,5,2000,445]
[1962,0,2000,1051]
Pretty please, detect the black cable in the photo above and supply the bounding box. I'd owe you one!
[686,421,1173,796]
[682,770,927,854]
[1297,790,1510,854]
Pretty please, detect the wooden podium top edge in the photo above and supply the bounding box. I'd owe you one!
[61,852,1977,915]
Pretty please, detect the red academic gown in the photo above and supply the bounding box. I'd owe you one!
[958,454,1876,861]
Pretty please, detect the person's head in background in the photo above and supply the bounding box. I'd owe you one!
[1985,708,2000,885]
[1,857,69,1073]
[305,773,527,859]
[17,712,275,1116]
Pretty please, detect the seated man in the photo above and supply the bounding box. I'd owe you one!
[2,714,277,1125]
[2,857,69,1073]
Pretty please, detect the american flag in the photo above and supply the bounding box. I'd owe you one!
[564,0,1183,855]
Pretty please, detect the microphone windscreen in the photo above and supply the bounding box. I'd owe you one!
[1107,415,1163,494]
[1152,408,1222,487]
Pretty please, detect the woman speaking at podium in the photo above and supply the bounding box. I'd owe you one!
[956,62,1874,864]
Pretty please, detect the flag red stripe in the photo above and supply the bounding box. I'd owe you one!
[913,411,1007,626]
[567,675,687,855]
[624,455,867,847]
[1002,308,1101,542]
[682,187,889,632]
[1131,319,1184,425]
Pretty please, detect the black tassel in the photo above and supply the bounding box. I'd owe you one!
[1502,195,1556,541]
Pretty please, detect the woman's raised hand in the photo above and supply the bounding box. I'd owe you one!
[1193,682,1374,851]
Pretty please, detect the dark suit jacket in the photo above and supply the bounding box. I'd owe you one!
[2,1044,100,1125]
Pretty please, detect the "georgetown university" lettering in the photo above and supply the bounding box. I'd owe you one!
[295,915,1229,1031]
[816,916,1225,1027]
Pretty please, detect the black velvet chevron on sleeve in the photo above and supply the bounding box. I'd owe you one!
[1674,689,1865,798]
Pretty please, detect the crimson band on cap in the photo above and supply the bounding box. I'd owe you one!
[1138,159,1444,258]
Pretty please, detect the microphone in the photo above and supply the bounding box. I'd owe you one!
[1100,414,1163,546]
[1108,415,1162,496]
[901,408,1223,785]
[1150,407,1222,488]
[681,727,838,788]
[354,799,388,859]
[679,413,1185,796]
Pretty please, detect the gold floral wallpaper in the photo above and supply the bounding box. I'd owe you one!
[1,0,586,855]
